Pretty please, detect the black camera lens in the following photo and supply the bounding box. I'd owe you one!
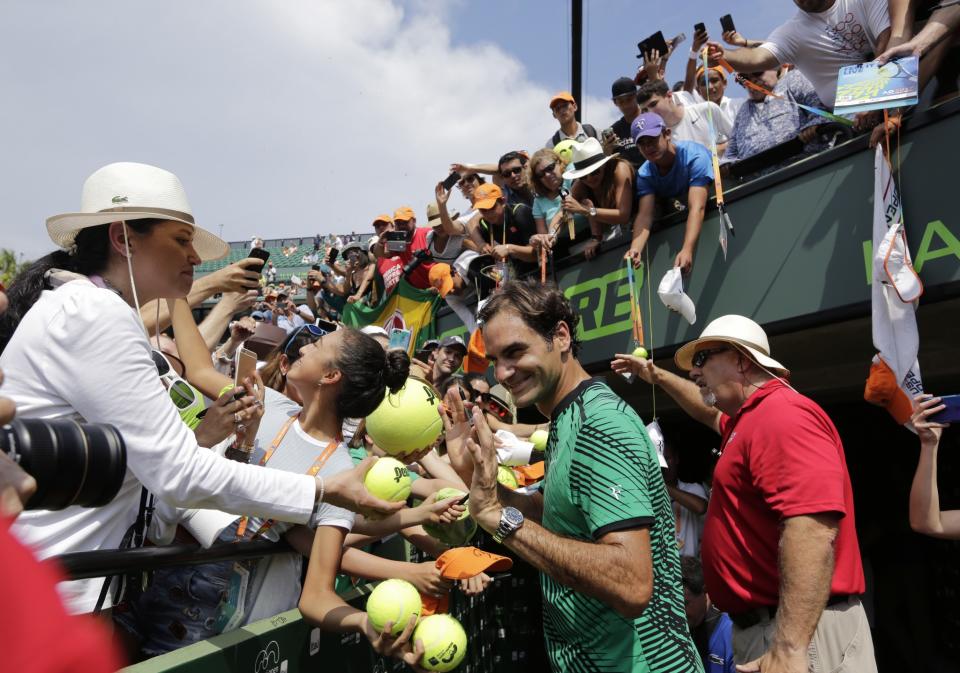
[0,418,127,510]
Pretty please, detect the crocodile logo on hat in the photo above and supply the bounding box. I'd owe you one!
[111,195,128,204]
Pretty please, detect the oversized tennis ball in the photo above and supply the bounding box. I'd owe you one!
[497,465,518,490]
[423,487,477,547]
[414,614,468,672]
[553,138,578,164]
[363,457,412,503]
[366,578,422,636]
[366,378,444,456]
[529,429,548,452]
[633,346,649,359]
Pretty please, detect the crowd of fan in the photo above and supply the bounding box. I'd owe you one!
[0,2,959,672]
[276,0,959,333]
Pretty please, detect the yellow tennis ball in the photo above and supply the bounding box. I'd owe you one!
[633,346,649,359]
[553,138,578,164]
[529,429,548,452]
[422,487,477,547]
[363,457,412,503]
[497,465,518,490]
[414,614,468,672]
[366,378,444,456]
[366,578,422,636]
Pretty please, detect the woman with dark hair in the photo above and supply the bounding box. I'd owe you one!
[0,162,400,614]
[120,301,452,661]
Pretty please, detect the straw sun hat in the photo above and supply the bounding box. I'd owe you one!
[46,162,229,261]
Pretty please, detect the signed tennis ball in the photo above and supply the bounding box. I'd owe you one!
[423,487,477,547]
[632,346,649,359]
[553,138,578,164]
[414,614,468,672]
[529,429,548,452]
[366,578,422,636]
[363,457,412,503]
[497,465,519,490]
[366,378,444,456]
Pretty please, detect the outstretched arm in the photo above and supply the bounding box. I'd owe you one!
[909,394,960,539]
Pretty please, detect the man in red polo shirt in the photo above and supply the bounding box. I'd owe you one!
[372,206,434,292]
[611,315,876,673]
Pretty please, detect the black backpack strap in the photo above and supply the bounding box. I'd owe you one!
[92,486,155,615]
[550,130,562,147]
[583,124,599,139]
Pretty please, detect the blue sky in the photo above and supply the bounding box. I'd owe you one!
[444,0,797,121]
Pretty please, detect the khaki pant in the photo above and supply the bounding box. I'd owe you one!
[732,597,877,673]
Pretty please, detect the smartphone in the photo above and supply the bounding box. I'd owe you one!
[720,14,736,33]
[930,395,960,423]
[249,247,270,265]
[601,127,616,143]
[234,347,257,387]
[388,328,413,352]
[384,230,409,253]
[316,318,339,334]
[441,171,461,191]
[694,22,706,35]
[637,30,669,58]
[327,248,339,265]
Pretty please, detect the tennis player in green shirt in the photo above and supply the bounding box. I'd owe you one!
[461,279,701,673]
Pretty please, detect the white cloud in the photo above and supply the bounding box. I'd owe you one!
[0,0,616,260]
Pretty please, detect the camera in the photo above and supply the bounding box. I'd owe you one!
[402,249,431,278]
[1,418,127,510]
[385,230,409,253]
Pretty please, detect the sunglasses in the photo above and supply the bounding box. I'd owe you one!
[151,350,201,412]
[283,323,329,358]
[477,392,513,423]
[500,166,524,178]
[691,347,729,369]
[458,176,479,187]
[536,162,557,179]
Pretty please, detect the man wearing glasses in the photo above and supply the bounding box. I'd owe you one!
[612,315,875,673]
[450,151,534,208]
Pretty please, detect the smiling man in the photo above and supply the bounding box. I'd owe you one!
[467,280,702,673]
[611,315,876,673]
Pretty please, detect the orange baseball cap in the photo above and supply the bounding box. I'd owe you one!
[696,64,728,81]
[471,183,503,210]
[429,263,454,298]
[372,213,392,225]
[393,206,415,222]
[549,91,576,109]
[435,547,512,580]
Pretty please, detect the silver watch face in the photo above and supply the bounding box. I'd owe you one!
[502,507,524,527]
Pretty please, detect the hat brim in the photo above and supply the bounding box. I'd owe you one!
[562,153,615,180]
[472,197,499,210]
[675,337,790,377]
[47,211,229,261]
[436,275,454,298]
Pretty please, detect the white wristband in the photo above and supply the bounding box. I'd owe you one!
[689,49,700,61]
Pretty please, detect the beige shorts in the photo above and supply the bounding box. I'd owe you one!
[731,597,877,673]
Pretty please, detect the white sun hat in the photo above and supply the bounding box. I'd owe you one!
[657,267,697,325]
[561,138,616,180]
[674,314,790,377]
[46,162,229,261]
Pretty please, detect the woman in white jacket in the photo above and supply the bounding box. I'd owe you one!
[0,162,401,613]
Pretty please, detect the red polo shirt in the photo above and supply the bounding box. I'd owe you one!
[376,227,434,294]
[701,380,865,615]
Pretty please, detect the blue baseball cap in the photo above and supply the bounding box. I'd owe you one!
[631,112,667,142]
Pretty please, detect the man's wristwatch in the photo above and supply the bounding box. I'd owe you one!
[492,507,524,543]
[588,206,597,218]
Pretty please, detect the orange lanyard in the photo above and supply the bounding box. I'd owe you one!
[235,416,340,540]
